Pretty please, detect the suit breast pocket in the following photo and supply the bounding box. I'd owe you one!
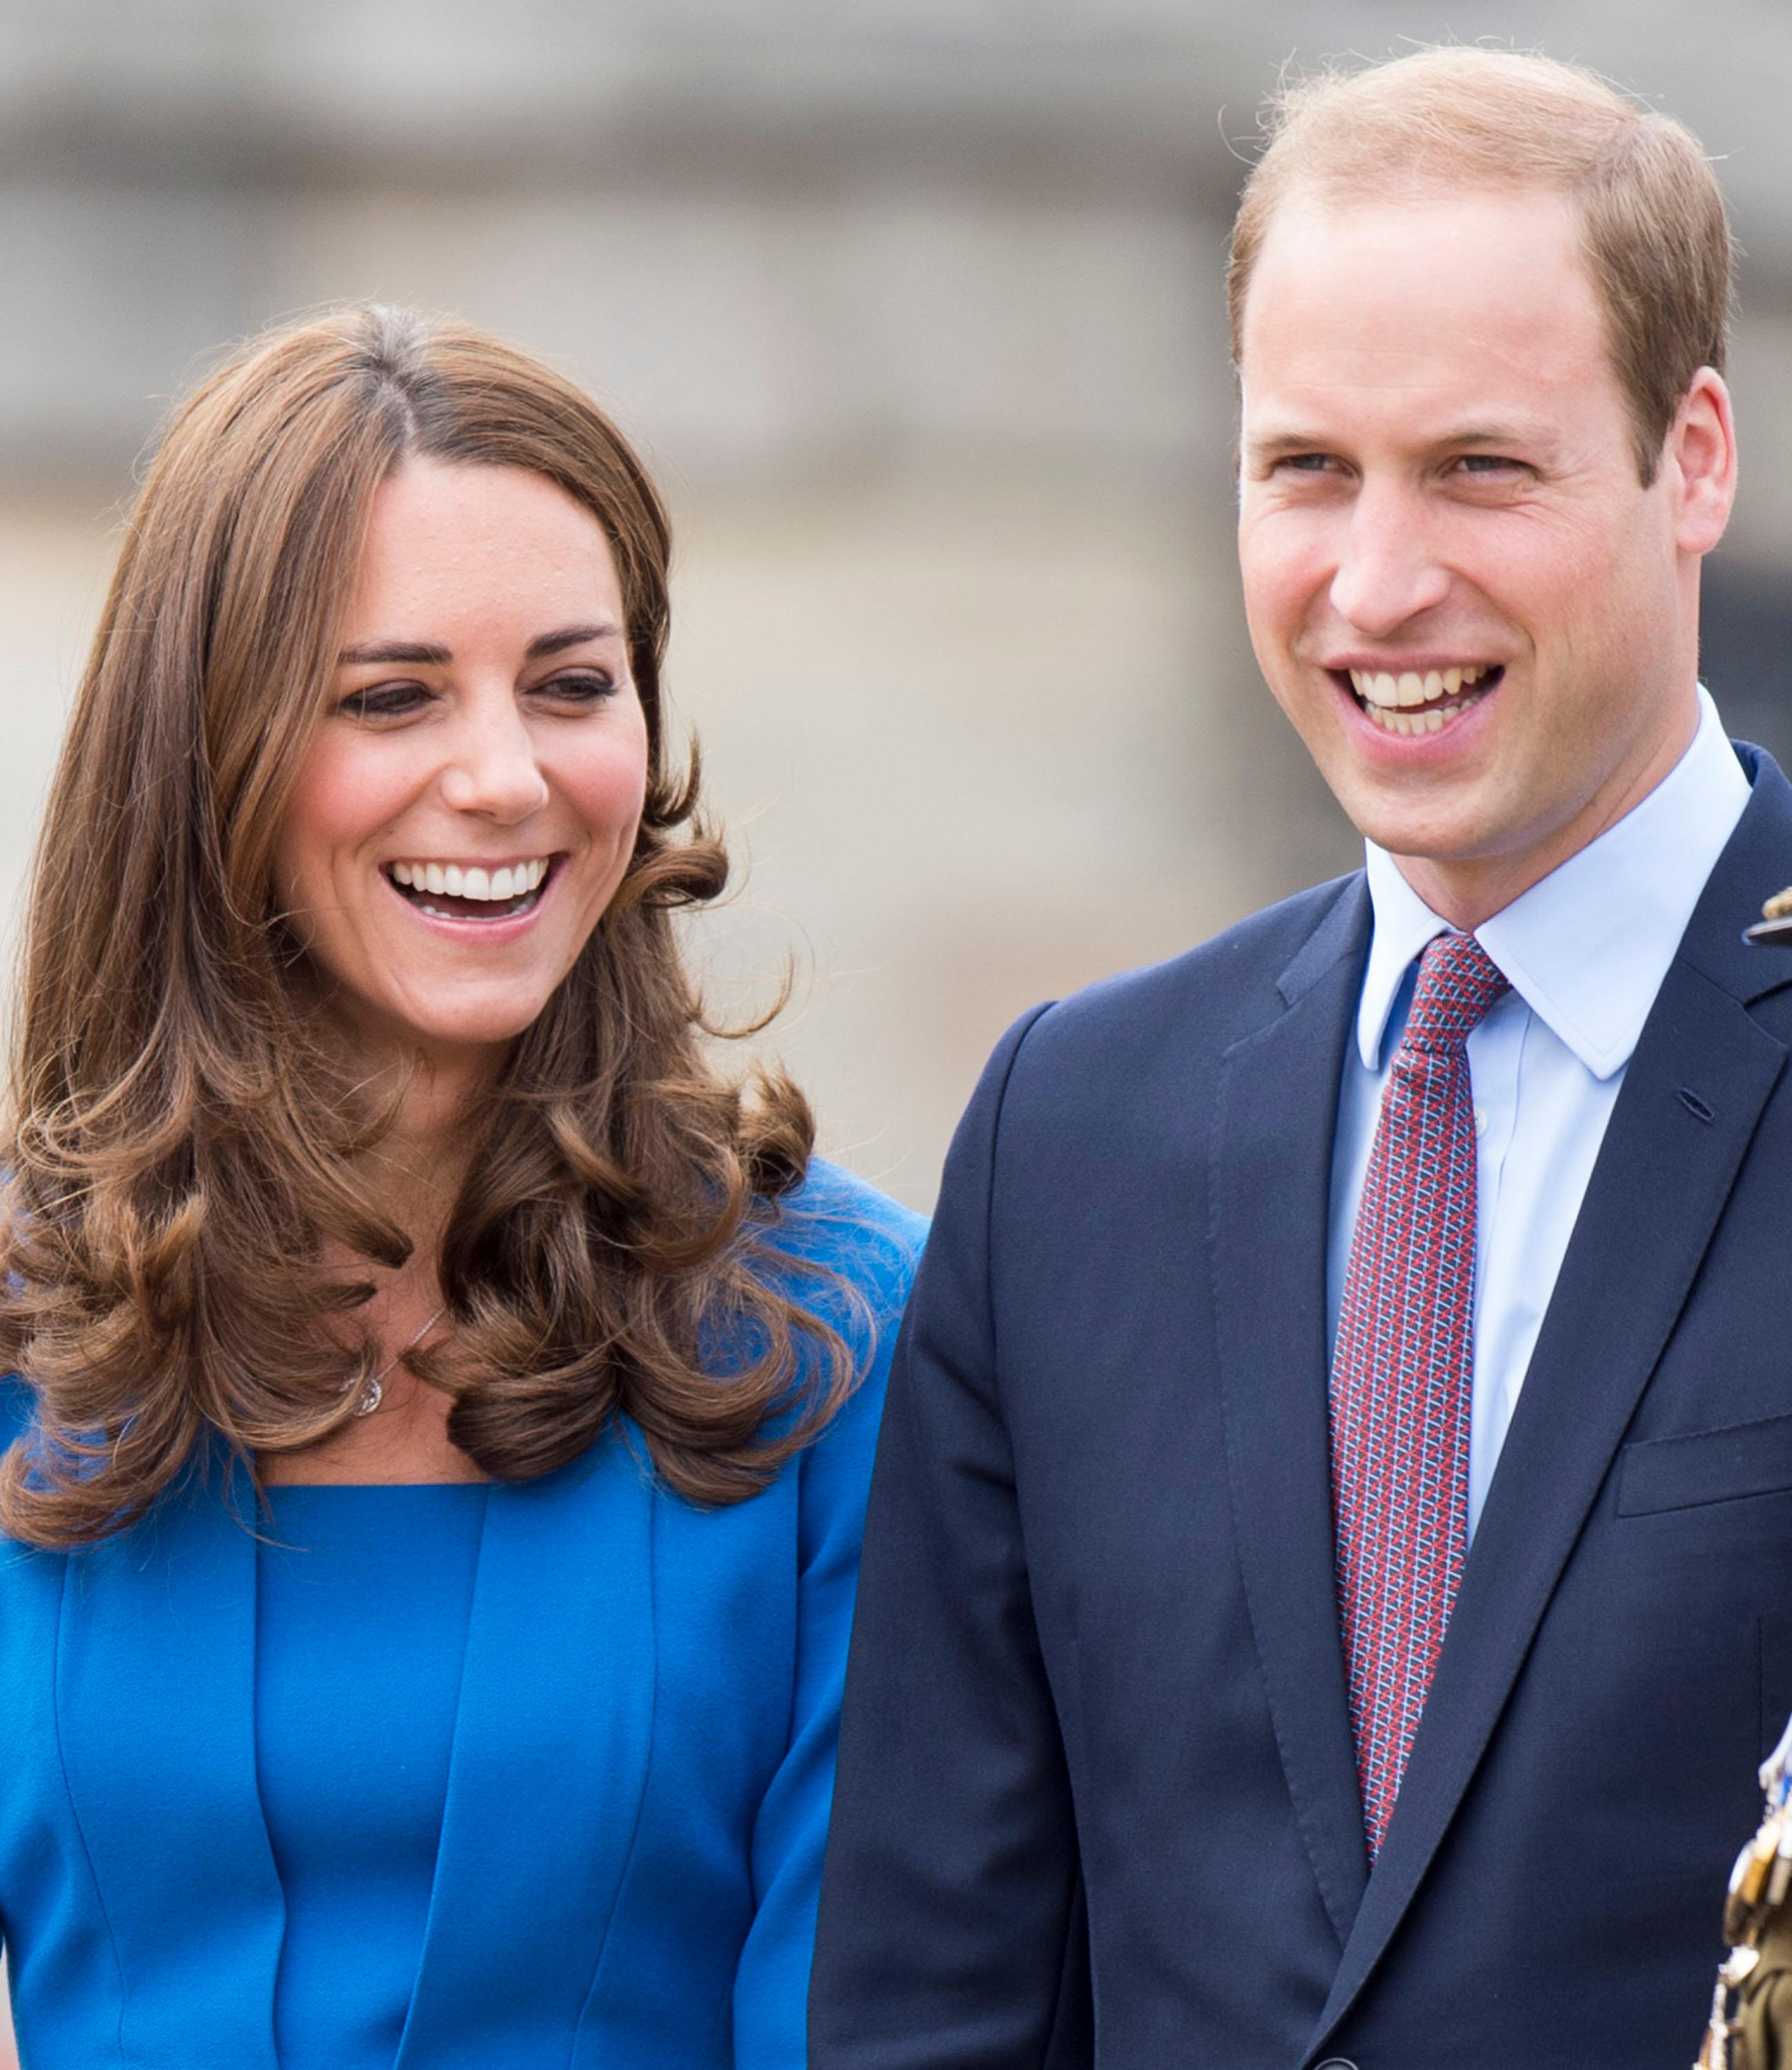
[1617,1410,1792,1517]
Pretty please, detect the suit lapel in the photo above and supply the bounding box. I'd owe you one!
[1211,876,1373,1946]
[1309,756,1792,2051]
[55,1454,284,2070]
[394,1430,658,2069]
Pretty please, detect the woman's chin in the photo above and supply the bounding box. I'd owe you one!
[335,998,555,1078]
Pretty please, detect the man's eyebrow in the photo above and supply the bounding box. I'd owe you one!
[1242,428,1333,460]
[1241,422,1557,465]
[1440,422,1546,449]
[336,622,624,668]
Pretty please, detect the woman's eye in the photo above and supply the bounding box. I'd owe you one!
[337,680,432,720]
[534,671,618,704]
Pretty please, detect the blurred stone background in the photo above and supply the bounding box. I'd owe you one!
[3,0,1792,2039]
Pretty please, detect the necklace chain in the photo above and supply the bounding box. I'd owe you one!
[353,1304,446,1419]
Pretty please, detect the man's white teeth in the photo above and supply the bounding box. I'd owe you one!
[1365,703,1455,736]
[1348,664,1489,709]
[1344,662,1495,736]
[388,858,549,900]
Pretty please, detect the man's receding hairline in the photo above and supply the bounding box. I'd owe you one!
[1237,177,1605,354]
[1245,166,1586,262]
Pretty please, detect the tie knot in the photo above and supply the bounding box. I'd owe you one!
[1401,931,1509,1054]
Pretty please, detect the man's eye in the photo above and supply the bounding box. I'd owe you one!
[1277,453,1335,474]
[1457,454,1524,476]
[338,681,431,720]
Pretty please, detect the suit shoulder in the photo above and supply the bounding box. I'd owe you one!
[1012,871,1364,1072]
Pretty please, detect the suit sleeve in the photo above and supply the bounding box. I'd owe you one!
[809,1007,1085,2068]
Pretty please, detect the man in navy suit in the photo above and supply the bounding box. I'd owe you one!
[810,45,1792,2070]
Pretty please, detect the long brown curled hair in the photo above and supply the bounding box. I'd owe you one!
[0,304,853,1550]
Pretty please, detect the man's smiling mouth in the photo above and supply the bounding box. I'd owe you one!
[1339,663,1504,736]
[382,856,555,921]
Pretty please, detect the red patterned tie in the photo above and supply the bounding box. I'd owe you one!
[1331,929,1509,1860]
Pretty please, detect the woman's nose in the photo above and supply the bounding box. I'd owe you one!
[437,702,551,822]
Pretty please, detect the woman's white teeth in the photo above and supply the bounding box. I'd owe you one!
[388,858,549,900]
[1347,663,1493,736]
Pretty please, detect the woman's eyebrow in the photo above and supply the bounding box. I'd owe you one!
[525,621,623,660]
[337,638,453,666]
[337,622,623,667]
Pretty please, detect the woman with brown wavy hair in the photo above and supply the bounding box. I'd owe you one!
[0,304,922,2070]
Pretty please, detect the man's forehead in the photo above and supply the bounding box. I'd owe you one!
[1242,185,1595,332]
[1237,186,1616,428]
[1241,353,1577,429]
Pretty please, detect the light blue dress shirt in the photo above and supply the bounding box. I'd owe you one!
[1326,689,1751,1539]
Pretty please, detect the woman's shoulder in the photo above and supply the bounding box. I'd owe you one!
[0,1373,34,1449]
[747,1165,923,1518]
[750,1157,927,1326]
[0,1376,39,1545]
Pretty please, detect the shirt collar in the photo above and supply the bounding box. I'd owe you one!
[1356,687,1750,1077]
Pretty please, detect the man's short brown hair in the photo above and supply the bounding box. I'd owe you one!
[1226,46,1735,484]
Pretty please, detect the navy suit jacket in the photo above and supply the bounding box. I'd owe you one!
[812,746,1792,2069]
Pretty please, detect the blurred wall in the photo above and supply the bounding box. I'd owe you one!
[6,2,1792,1219]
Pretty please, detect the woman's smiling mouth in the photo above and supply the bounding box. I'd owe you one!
[382,856,558,922]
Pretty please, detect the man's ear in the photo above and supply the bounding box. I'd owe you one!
[1668,366,1737,558]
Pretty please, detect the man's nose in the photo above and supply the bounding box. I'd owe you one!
[438,700,551,822]
[1327,483,1451,635]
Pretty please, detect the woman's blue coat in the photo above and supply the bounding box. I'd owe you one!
[0,1162,922,2068]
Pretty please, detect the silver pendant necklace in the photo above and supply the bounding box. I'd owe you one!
[353,1304,447,1418]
